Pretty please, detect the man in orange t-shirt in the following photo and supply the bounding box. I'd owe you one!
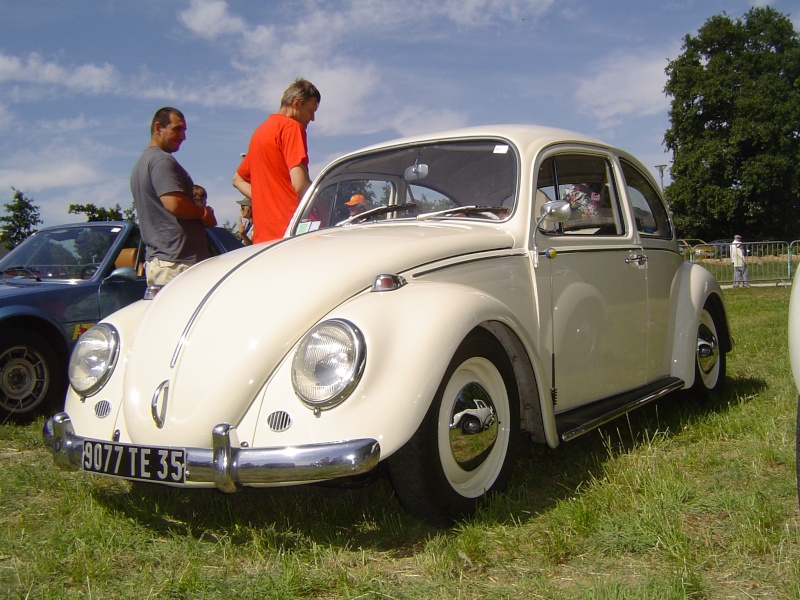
[233,79,321,243]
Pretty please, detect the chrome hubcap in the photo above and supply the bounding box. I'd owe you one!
[697,323,719,375]
[448,382,498,470]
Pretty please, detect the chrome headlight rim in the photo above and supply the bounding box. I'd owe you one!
[291,319,366,410]
[68,323,120,397]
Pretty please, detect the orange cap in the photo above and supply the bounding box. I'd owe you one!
[345,194,365,206]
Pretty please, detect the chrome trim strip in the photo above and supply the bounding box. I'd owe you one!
[43,412,381,488]
[151,380,169,429]
[412,250,525,278]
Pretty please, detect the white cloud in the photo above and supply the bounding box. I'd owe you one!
[436,0,555,26]
[0,104,11,130]
[388,106,469,138]
[239,24,279,60]
[0,152,118,226]
[178,0,247,39]
[37,114,101,133]
[0,161,99,193]
[0,137,115,197]
[172,0,558,135]
[0,51,118,94]
[337,0,554,30]
[575,49,673,128]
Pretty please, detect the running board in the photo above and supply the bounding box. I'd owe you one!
[556,377,685,443]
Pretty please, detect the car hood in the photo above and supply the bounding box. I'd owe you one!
[121,223,516,444]
[0,278,81,304]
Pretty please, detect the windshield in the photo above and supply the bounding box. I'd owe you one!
[293,139,518,234]
[0,225,126,281]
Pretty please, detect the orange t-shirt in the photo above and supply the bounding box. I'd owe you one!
[237,114,308,243]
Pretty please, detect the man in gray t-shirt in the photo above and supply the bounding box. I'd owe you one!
[130,107,217,286]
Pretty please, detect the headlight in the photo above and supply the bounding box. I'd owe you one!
[68,324,120,397]
[292,319,365,410]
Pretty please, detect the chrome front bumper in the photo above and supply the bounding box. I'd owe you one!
[43,412,381,492]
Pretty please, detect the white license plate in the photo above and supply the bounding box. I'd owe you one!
[82,440,186,483]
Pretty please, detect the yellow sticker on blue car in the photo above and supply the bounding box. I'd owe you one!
[72,323,95,340]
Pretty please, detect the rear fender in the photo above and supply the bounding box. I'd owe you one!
[670,263,732,387]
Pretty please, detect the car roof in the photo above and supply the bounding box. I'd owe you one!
[337,124,610,161]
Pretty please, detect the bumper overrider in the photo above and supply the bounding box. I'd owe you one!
[43,412,381,491]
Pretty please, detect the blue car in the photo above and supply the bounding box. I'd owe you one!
[0,221,241,421]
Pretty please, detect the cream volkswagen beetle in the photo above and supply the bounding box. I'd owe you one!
[44,125,732,525]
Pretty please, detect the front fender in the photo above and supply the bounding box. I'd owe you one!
[0,304,71,359]
[670,262,732,387]
[62,299,151,441]
[246,280,545,460]
[0,304,67,337]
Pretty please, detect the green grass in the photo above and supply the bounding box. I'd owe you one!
[2,288,798,598]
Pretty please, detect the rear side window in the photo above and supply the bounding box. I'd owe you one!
[620,160,672,238]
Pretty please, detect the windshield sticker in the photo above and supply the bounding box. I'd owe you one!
[493,145,509,154]
[296,221,321,234]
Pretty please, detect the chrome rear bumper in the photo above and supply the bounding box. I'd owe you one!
[43,412,381,492]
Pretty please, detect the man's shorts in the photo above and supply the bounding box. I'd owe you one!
[145,258,192,287]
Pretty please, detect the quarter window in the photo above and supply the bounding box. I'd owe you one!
[620,160,672,238]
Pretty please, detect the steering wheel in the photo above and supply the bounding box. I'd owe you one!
[80,264,100,279]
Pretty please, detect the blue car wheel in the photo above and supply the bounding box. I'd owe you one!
[0,328,65,421]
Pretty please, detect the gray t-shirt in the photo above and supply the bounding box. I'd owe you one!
[130,146,208,263]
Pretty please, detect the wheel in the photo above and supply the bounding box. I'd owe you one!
[461,416,482,434]
[0,328,65,421]
[690,304,726,397]
[387,329,520,525]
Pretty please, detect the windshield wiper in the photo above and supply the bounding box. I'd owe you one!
[336,202,418,226]
[416,206,509,221]
[2,266,41,281]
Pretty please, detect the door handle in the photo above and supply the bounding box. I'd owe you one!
[625,254,647,265]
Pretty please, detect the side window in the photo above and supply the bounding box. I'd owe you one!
[620,160,672,238]
[297,179,395,233]
[114,228,144,275]
[536,154,624,236]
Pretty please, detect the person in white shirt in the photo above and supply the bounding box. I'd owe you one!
[731,235,750,288]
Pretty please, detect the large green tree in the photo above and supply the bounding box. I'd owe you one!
[0,188,43,250]
[663,7,800,241]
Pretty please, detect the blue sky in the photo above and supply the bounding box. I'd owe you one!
[0,0,796,228]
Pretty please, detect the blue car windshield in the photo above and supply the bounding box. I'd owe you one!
[0,225,125,280]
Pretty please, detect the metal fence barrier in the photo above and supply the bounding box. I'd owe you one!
[683,240,798,286]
